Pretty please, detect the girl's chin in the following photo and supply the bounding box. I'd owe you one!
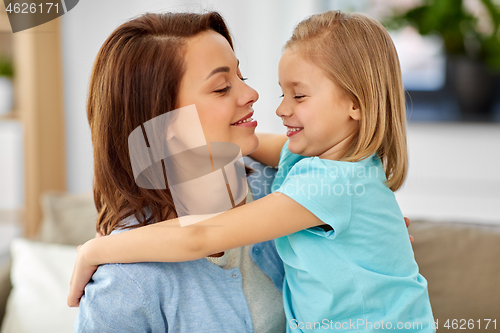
[287,142,306,156]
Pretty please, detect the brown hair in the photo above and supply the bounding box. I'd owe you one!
[285,11,407,191]
[88,12,233,235]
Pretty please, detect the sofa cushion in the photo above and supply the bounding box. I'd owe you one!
[0,238,79,333]
[410,220,500,330]
[38,192,97,245]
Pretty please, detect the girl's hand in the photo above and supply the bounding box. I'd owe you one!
[404,217,414,245]
[68,241,98,307]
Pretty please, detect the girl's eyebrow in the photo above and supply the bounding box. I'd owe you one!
[278,81,306,87]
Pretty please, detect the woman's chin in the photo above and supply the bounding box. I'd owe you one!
[240,134,259,157]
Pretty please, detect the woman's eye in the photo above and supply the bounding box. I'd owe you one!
[240,77,248,81]
[279,94,284,98]
[214,86,231,94]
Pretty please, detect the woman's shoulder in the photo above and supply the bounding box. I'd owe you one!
[90,261,179,290]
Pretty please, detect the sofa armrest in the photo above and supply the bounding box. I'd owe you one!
[0,260,11,328]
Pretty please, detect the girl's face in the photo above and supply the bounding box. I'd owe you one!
[177,31,259,156]
[277,48,360,160]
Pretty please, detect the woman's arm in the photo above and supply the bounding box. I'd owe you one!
[249,133,287,167]
[68,192,322,306]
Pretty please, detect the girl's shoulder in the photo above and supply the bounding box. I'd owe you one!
[277,141,381,173]
[274,153,386,195]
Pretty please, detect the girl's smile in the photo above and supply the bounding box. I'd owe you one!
[284,125,303,137]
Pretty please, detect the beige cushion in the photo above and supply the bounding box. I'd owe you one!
[0,262,11,327]
[410,220,500,330]
[0,239,79,333]
[38,192,97,246]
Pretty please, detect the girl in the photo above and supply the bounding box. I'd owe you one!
[70,11,433,332]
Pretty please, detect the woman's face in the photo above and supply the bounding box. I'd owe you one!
[177,31,259,156]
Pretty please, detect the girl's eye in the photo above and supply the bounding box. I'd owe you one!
[214,86,231,94]
[279,93,305,99]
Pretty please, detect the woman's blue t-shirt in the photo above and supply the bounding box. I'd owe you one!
[271,142,434,332]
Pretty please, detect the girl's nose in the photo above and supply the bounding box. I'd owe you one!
[276,100,291,118]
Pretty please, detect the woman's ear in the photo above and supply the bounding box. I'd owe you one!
[349,101,361,121]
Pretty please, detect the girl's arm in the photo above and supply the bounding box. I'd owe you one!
[68,192,323,307]
[249,133,287,167]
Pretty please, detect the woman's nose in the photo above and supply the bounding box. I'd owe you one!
[239,82,259,106]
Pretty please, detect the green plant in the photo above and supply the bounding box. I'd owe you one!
[384,0,500,71]
[0,55,14,78]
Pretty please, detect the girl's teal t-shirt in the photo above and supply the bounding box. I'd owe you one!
[271,142,435,332]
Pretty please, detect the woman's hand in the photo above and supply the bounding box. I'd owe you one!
[68,240,99,307]
[405,217,414,245]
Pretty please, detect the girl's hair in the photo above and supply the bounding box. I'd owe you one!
[88,12,233,235]
[285,11,407,191]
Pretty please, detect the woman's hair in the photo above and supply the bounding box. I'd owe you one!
[285,11,407,191]
[88,12,233,235]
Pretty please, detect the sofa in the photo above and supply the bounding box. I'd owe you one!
[0,192,96,333]
[0,165,499,332]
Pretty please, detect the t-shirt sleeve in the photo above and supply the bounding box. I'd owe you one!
[275,158,352,236]
[271,141,307,192]
[74,264,164,332]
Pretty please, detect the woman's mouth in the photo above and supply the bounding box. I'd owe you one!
[231,112,257,127]
[286,126,303,137]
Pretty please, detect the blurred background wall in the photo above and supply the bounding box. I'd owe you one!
[1,0,499,227]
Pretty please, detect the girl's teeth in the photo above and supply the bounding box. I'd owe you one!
[287,127,302,132]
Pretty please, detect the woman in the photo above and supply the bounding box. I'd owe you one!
[72,12,287,332]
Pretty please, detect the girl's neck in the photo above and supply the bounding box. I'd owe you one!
[318,132,357,161]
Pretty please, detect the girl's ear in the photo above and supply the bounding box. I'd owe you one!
[349,101,361,121]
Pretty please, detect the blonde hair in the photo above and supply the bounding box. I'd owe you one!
[285,11,407,191]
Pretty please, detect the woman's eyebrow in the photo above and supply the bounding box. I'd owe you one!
[206,66,230,79]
